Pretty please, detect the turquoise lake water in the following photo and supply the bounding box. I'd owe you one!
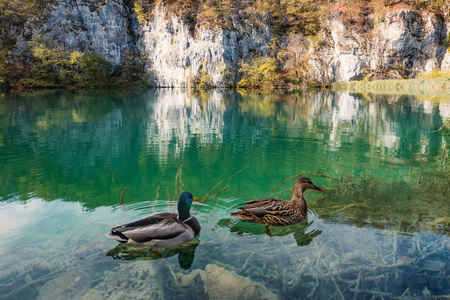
[0,89,448,299]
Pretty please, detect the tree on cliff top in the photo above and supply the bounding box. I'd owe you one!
[129,0,448,37]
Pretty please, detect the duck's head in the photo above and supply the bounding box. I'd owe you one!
[177,192,199,222]
[293,177,323,197]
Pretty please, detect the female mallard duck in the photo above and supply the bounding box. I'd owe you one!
[105,192,201,248]
[230,177,323,226]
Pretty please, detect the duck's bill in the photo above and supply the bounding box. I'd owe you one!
[312,185,324,192]
[193,197,200,201]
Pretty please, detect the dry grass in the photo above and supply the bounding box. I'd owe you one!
[332,78,450,98]
[417,69,450,80]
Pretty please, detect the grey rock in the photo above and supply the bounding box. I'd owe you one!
[179,264,279,300]
[37,270,91,300]
[326,9,448,82]
[16,0,138,67]
[137,7,272,87]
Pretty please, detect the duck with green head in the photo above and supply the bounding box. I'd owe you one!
[105,192,201,248]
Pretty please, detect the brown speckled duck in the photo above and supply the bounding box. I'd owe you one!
[230,177,323,226]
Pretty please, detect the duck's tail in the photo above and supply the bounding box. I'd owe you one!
[230,211,254,222]
[105,232,128,243]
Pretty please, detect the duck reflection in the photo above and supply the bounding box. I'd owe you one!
[107,238,200,270]
[218,218,321,247]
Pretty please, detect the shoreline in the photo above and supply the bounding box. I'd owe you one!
[2,78,450,99]
[332,78,450,99]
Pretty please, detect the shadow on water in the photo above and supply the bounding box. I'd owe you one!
[106,238,200,270]
[217,209,322,247]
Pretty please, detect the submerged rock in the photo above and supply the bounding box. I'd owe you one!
[180,264,278,300]
[82,262,164,300]
[37,270,91,300]
[419,254,447,272]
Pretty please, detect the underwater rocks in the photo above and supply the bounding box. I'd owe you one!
[37,261,164,300]
[179,264,278,300]
[80,262,164,300]
[37,271,91,300]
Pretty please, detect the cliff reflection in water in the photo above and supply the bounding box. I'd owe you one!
[147,89,225,159]
[145,89,448,165]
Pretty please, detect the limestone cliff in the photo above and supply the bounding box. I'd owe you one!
[16,0,137,66]
[136,8,272,87]
[330,9,447,81]
[13,0,450,87]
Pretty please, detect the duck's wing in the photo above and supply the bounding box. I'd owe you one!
[239,197,283,207]
[238,198,292,217]
[115,212,177,229]
[108,213,187,243]
[117,219,188,243]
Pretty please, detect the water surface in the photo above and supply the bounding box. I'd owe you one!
[0,89,448,299]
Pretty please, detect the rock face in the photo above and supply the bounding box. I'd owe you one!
[16,0,137,66]
[298,8,448,83]
[13,1,450,86]
[374,11,446,73]
[442,51,450,71]
[137,8,272,87]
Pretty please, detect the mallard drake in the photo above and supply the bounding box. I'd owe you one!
[230,177,323,226]
[105,192,201,248]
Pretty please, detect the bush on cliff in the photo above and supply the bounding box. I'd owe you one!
[75,53,114,87]
[0,47,7,87]
[6,36,141,89]
[237,56,280,89]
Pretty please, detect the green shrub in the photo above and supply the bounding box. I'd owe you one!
[75,53,113,87]
[22,36,73,87]
[14,36,119,89]
[190,69,213,89]
[237,56,279,88]
[134,2,147,24]
[0,47,7,86]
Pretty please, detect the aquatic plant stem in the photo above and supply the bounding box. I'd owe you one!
[120,187,127,205]
[155,186,160,201]
[120,187,128,222]
[202,168,246,202]
[166,187,172,201]
[320,203,376,216]
[175,164,184,195]
[431,119,449,133]
[203,185,229,202]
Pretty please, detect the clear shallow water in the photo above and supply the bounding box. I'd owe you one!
[0,89,449,299]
